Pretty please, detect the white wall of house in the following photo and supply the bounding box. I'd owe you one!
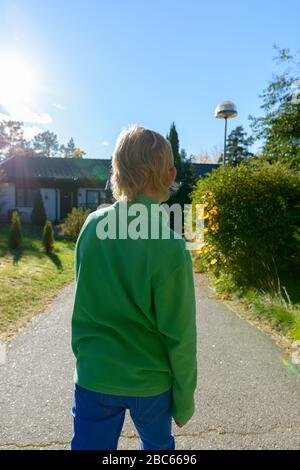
[15,188,60,223]
[0,182,15,220]
[40,188,57,222]
[18,189,60,223]
[0,184,108,223]
[56,189,60,221]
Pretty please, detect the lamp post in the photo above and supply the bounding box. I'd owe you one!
[214,100,238,164]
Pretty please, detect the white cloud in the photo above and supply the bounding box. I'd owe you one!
[24,126,43,140]
[0,104,10,116]
[53,103,65,110]
[0,102,52,124]
[30,111,53,124]
[101,140,109,146]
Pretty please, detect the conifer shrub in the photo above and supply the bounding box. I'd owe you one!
[31,190,47,226]
[8,210,23,250]
[42,220,54,252]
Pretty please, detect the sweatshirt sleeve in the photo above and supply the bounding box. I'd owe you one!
[75,240,80,282]
[74,212,93,282]
[152,250,197,423]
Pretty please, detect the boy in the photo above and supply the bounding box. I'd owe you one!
[71,125,197,450]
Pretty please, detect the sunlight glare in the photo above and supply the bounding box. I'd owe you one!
[0,56,39,114]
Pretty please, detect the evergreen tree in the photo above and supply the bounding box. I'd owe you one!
[32,131,60,158]
[0,120,27,160]
[8,211,23,249]
[226,126,253,166]
[167,122,195,198]
[166,123,197,234]
[31,190,47,226]
[249,46,300,169]
[61,138,85,158]
[166,122,182,179]
[42,220,54,252]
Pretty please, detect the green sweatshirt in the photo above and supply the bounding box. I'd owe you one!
[71,193,197,423]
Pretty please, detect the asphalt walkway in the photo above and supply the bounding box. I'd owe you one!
[0,274,299,449]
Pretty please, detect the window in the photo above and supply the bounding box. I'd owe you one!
[86,190,107,208]
[86,190,99,206]
[16,188,35,207]
[99,190,106,204]
[79,189,106,210]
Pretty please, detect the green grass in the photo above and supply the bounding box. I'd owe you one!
[243,290,300,340]
[193,254,300,341]
[0,223,75,339]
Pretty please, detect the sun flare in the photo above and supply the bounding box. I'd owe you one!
[0,56,39,116]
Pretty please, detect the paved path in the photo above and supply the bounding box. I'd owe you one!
[0,274,299,450]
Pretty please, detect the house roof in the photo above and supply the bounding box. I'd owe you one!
[192,162,220,178]
[0,155,111,183]
[0,156,220,185]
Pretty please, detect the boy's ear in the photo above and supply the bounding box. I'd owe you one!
[170,166,177,184]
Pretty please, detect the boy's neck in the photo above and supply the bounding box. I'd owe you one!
[141,188,168,203]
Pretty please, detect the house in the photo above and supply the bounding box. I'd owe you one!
[191,162,220,179]
[0,155,112,223]
[0,156,220,224]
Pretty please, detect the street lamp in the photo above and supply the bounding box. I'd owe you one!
[214,100,238,164]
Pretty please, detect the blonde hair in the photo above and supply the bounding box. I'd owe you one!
[111,124,174,201]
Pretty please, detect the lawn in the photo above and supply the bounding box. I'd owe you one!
[192,253,300,342]
[0,223,75,339]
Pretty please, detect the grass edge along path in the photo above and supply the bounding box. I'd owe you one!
[0,224,75,341]
[192,256,300,365]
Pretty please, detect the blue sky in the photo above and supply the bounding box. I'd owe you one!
[0,0,299,160]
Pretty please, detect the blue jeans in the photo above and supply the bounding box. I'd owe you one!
[71,384,175,450]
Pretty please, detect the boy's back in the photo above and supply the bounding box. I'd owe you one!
[72,194,197,422]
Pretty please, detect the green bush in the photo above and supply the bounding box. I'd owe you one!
[190,160,300,289]
[60,207,90,241]
[42,220,54,252]
[31,190,47,226]
[8,211,23,249]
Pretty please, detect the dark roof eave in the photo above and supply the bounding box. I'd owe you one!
[1,175,108,186]
[0,155,112,181]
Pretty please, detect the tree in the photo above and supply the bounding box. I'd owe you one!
[73,148,86,158]
[0,120,27,160]
[249,46,300,169]
[42,220,54,252]
[32,131,60,158]
[225,126,253,166]
[31,190,47,226]
[166,123,196,234]
[8,211,23,249]
[166,122,182,179]
[166,122,195,184]
[60,207,90,241]
[0,121,86,160]
[178,149,196,185]
[61,137,85,158]
[12,147,39,158]
[176,149,196,203]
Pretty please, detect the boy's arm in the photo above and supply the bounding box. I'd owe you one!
[74,212,92,282]
[153,251,197,423]
[75,239,80,282]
